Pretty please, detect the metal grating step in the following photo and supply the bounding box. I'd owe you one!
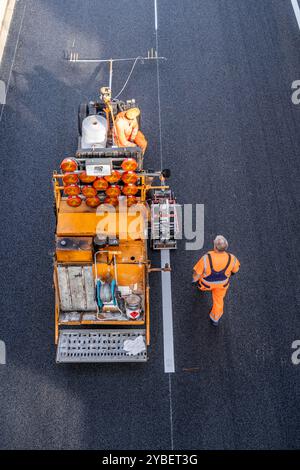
[56,329,148,363]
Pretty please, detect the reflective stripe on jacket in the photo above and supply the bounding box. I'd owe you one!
[194,250,240,285]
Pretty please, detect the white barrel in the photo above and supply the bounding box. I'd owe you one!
[81,115,107,149]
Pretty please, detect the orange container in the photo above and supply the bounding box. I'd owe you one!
[60,158,78,172]
[66,195,82,207]
[122,171,138,184]
[121,158,138,171]
[93,178,109,191]
[64,184,81,196]
[86,196,101,208]
[56,237,93,263]
[126,195,138,207]
[82,185,97,198]
[104,170,121,184]
[63,173,79,185]
[106,185,121,197]
[79,171,97,184]
[104,197,119,207]
[122,184,139,196]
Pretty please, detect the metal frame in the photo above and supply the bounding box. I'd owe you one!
[66,48,166,93]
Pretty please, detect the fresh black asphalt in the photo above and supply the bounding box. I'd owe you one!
[0,0,299,450]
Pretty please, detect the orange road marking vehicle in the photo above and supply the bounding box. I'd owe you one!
[53,82,179,363]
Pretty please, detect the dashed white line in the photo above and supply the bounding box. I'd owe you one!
[291,0,300,30]
[154,0,158,31]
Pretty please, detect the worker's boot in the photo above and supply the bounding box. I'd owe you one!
[210,319,219,327]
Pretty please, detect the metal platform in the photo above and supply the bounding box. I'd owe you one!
[151,190,180,250]
[56,329,147,363]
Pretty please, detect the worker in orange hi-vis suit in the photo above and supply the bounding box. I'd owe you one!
[193,235,240,326]
[113,107,148,154]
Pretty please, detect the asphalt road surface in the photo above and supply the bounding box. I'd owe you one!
[0,0,299,450]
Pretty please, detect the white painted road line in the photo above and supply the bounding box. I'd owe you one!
[161,249,175,373]
[154,0,158,31]
[291,0,300,30]
[154,0,174,375]
[168,374,174,449]
[154,1,163,170]
[153,0,175,446]
[0,0,16,64]
[0,0,26,122]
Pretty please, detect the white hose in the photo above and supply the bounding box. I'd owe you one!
[113,56,143,100]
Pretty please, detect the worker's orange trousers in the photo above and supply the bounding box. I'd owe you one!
[198,281,229,322]
[134,131,148,154]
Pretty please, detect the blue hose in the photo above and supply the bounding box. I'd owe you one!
[96,280,103,308]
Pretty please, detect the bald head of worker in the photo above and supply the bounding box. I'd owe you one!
[214,235,228,252]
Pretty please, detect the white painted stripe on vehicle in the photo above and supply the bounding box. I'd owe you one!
[154,0,158,31]
[291,0,300,30]
[161,249,175,373]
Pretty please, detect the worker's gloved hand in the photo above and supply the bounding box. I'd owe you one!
[192,280,199,286]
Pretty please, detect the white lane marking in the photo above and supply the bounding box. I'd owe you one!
[291,0,300,30]
[154,2,163,170]
[168,374,174,449]
[0,0,27,123]
[153,0,175,447]
[155,0,175,376]
[161,250,175,373]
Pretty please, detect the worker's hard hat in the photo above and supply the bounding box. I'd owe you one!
[125,107,140,119]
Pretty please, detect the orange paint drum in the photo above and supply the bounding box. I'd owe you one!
[66,195,82,207]
[122,184,139,196]
[64,184,81,196]
[86,196,101,208]
[104,170,121,184]
[82,185,97,198]
[93,178,109,191]
[79,171,97,184]
[106,185,121,197]
[60,158,78,172]
[62,173,79,185]
[122,171,138,184]
[121,158,138,171]
[126,195,138,207]
[104,196,119,207]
